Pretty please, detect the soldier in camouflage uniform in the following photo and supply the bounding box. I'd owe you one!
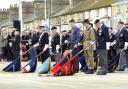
[83,19,96,74]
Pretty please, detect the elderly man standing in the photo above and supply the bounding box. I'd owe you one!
[125,23,128,67]
[83,19,96,74]
[69,19,81,72]
[94,19,109,75]
[116,21,127,71]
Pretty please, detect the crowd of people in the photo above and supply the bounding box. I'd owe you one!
[0,18,128,75]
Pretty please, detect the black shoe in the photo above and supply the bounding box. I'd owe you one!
[116,69,125,71]
[116,66,125,71]
[96,71,107,75]
[85,69,94,74]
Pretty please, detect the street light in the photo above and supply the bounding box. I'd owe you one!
[19,0,23,33]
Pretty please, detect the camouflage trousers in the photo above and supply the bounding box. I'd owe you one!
[84,50,94,69]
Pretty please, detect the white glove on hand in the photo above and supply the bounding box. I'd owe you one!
[106,42,111,50]
[29,39,32,45]
[43,44,49,51]
[78,43,81,46]
[125,42,128,50]
[56,45,60,53]
[20,51,24,56]
[56,45,60,50]
[90,41,95,45]
[9,42,12,47]
[110,40,116,46]
[33,43,39,48]
[64,40,68,43]
[74,45,77,48]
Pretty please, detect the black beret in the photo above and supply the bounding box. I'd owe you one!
[62,30,67,32]
[83,19,90,24]
[69,19,75,23]
[51,26,57,30]
[118,21,124,25]
[94,19,100,24]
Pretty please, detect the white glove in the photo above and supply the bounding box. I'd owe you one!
[74,45,77,48]
[33,43,39,47]
[106,42,111,50]
[56,45,60,50]
[64,40,68,43]
[9,42,12,47]
[110,40,116,46]
[29,39,32,45]
[20,51,24,56]
[90,41,95,45]
[78,43,81,46]
[43,44,49,51]
[125,42,128,50]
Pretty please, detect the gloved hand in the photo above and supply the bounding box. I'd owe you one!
[64,40,68,43]
[56,45,60,53]
[106,42,111,50]
[78,43,81,46]
[20,51,24,56]
[28,39,32,45]
[33,43,39,48]
[110,40,116,46]
[90,41,95,45]
[74,45,77,48]
[125,42,128,50]
[43,44,49,51]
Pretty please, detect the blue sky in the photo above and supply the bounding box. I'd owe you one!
[0,0,34,9]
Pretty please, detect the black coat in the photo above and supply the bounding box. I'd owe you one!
[116,28,127,49]
[51,33,60,52]
[96,24,109,50]
[38,32,50,63]
[12,35,20,51]
[31,33,39,46]
[108,33,117,49]
[38,32,49,51]
[61,34,70,53]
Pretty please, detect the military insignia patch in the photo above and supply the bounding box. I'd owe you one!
[120,33,123,37]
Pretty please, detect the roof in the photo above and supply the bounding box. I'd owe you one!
[51,0,116,17]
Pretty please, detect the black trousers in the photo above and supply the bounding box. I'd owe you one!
[41,49,50,63]
[1,47,7,59]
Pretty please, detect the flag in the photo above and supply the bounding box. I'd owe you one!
[108,53,120,72]
[2,59,21,72]
[37,58,51,74]
[52,56,77,76]
[51,47,79,76]
[51,53,70,75]
[20,58,37,73]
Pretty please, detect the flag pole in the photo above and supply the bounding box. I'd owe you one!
[19,0,23,33]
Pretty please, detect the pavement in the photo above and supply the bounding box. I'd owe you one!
[0,62,128,89]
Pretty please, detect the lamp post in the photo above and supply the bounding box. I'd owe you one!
[19,0,23,33]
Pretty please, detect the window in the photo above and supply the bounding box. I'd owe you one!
[96,9,99,17]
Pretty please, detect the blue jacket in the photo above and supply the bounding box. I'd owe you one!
[116,28,127,49]
[96,24,109,50]
[70,26,81,49]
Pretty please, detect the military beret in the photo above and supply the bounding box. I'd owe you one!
[83,19,90,24]
[51,26,57,30]
[69,19,75,23]
[118,21,124,25]
[94,19,100,24]
[62,30,67,32]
